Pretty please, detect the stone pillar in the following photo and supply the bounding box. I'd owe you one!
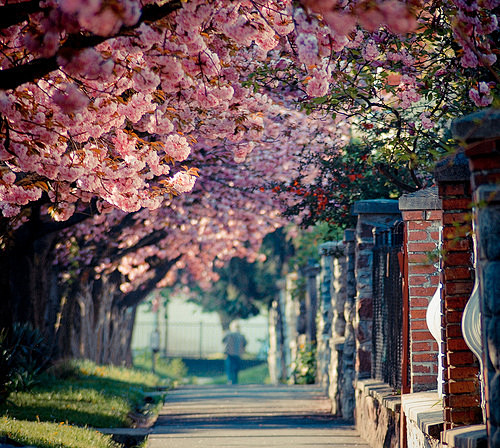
[318,241,347,414]
[452,108,500,446]
[305,262,320,345]
[435,149,482,430]
[340,229,356,421]
[352,200,401,379]
[317,242,336,390]
[399,187,442,392]
[284,272,299,380]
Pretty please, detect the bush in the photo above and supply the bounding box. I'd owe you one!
[293,344,317,385]
[0,323,50,403]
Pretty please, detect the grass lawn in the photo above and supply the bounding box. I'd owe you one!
[208,362,270,385]
[0,360,164,448]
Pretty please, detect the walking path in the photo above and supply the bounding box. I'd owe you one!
[147,384,371,447]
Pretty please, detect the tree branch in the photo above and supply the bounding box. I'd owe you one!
[375,163,419,193]
[118,255,181,308]
[0,0,182,91]
[0,1,42,29]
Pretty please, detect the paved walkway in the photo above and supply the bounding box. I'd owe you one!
[147,384,371,447]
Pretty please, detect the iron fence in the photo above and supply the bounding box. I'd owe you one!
[132,321,268,358]
[372,222,404,390]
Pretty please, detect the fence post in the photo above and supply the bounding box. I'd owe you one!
[352,199,401,380]
[452,108,500,445]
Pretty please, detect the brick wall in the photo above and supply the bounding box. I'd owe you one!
[399,188,442,393]
[435,150,482,430]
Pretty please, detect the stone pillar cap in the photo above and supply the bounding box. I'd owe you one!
[352,199,400,215]
[319,241,344,256]
[344,228,355,242]
[434,148,470,182]
[399,186,442,211]
[451,108,500,141]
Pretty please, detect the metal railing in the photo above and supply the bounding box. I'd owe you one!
[372,222,404,390]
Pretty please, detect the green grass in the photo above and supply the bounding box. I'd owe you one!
[0,359,165,448]
[0,417,119,448]
[133,352,188,384]
[210,362,270,385]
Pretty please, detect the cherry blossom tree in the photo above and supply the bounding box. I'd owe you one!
[1,0,497,364]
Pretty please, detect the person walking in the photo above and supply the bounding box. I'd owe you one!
[223,321,247,385]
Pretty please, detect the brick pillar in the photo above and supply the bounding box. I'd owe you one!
[435,150,482,430]
[453,108,500,446]
[399,187,442,392]
[352,200,401,379]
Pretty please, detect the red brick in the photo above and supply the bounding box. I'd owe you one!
[410,298,430,307]
[411,309,428,319]
[468,155,500,171]
[442,198,472,210]
[413,364,432,373]
[412,342,432,351]
[430,231,440,240]
[429,275,440,285]
[445,393,480,407]
[412,319,430,330]
[413,353,437,362]
[444,252,473,266]
[443,225,472,240]
[444,282,474,296]
[465,139,497,157]
[442,239,472,252]
[408,221,432,230]
[408,253,436,263]
[444,408,483,425]
[412,330,434,341]
[409,230,429,241]
[444,267,473,281]
[447,338,469,351]
[410,264,438,274]
[402,211,425,220]
[413,375,437,384]
[444,296,469,309]
[445,311,465,324]
[446,324,464,338]
[447,351,475,366]
[442,184,467,196]
[449,366,480,379]
[472,172,500,186]
[427,210,443,220]
[409,275,429,286]
[411,287,439,297]
[443,212,473,225]
[408,242,438,252]
[448,381,477,394]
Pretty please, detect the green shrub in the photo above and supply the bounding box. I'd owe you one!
[293,344,317,384]
[0,323,50,403]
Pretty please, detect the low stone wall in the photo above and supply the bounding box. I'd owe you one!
[355,379,401,448]
[401,392,442,448]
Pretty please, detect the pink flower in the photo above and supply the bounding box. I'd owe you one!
[296,33,319,66]
[469,82,494,107]
[419,112,434,129]
[165,134,191,162]
[306,74,329,97]
[52,84,89,114]
[171,171,196,193]
[362,41,379,61]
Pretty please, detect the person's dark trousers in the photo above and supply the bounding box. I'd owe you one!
[225,355,240,384]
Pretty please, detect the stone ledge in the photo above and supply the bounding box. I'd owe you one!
[399,186,442,211]
[355,379,401,412]
[352,199,400,215]
[401,391,443,439]
[442,424,487,448]
[451,108,500,141]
